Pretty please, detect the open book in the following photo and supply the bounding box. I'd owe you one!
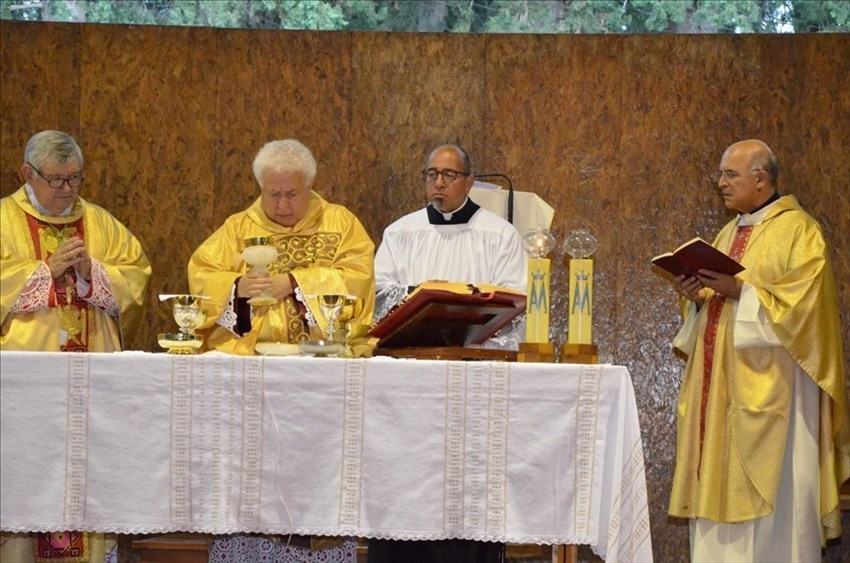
[367,281,526,348]
[651,237,745,279]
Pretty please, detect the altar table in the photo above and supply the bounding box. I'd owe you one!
[0,352,652,561]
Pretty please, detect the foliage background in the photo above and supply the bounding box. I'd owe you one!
[3,0,850,33]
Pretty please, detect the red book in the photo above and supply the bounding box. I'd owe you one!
[367,282,526,348]
[651,237,745,279]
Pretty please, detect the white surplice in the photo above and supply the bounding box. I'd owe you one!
[374,203,526,321]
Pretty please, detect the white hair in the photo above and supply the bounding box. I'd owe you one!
[252,139,317,187]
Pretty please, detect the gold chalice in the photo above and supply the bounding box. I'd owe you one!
[157,294,208,354]
[242,236,279,307]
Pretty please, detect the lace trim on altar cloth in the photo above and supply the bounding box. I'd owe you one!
[85,259,118,316]
[444,362,466,535]
[338,360,366,528]
[485,362,509,534]
[206,357,227,528]
[10,262,52,313]
[294,286,317,327]
[218,285,239,334]
[170,356,193,528]
[443,361,510,537]
[65,354,90,529]
[205,355,242,529]
[576,365,601,538]
[602,436,651,562]
[0,526,596,544]
[209,536,357,563]
[239,357,265,528]
[166,355,262,532]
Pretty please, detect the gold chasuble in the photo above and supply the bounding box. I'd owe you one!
[1,187,150,562]
[0,187,151,351]
[669,196,850,541]
[188,192,374,355]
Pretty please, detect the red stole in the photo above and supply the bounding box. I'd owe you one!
[698,225,753,472]
[34,531,89,562]
[24,214,90,352]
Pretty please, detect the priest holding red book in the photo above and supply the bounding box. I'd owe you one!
[665,139,849,562]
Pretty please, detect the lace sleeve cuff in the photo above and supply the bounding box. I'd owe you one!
[294,286,317,327]
[9,262,53,313]
[217,284,240,334]
[85,259,119,316]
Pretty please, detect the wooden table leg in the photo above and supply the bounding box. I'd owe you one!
[553,544,577,563]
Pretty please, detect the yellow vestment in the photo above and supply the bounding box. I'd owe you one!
[1,187,150,562]
[669,196,850,541]
[188,192,374,354]
[1,187,151,351]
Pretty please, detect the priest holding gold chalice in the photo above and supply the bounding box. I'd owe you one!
[188,139,375,356]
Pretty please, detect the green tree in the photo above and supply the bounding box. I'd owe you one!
[2,0,849,33]
[792,0,850,31]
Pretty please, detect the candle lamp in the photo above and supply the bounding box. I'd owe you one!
[562,228,599,363]
[518,228,557,363]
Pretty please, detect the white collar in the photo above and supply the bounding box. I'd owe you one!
[737,198,779,227]
[25,182,74,217]
[438,197,469,221]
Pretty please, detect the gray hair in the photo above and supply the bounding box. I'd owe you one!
[754,143,780,185]
[427,144,471,174]
[252,139,317,187]
[24,130,84,169]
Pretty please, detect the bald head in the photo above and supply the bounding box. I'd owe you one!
[716,139,780,214]
[722,139,779,186]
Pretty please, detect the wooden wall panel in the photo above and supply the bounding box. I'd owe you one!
[350,32,488,239]
[0,22,80,191]
[213,29,353,231]
[78,24,219,349]
[1,22,848,562]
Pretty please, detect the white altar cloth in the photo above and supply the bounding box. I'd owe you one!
[0,352,652,562]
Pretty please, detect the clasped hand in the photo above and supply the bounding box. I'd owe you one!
[237,271,293,300]
[48,238,91,281]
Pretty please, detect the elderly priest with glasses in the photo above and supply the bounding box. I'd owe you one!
[0,130,151,353]
[368,143,526,563]
[0,130,151,561]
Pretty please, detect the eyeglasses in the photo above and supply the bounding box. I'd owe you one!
[715,168,763,182]
[423,168,469,185]
[28,163,84,189]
